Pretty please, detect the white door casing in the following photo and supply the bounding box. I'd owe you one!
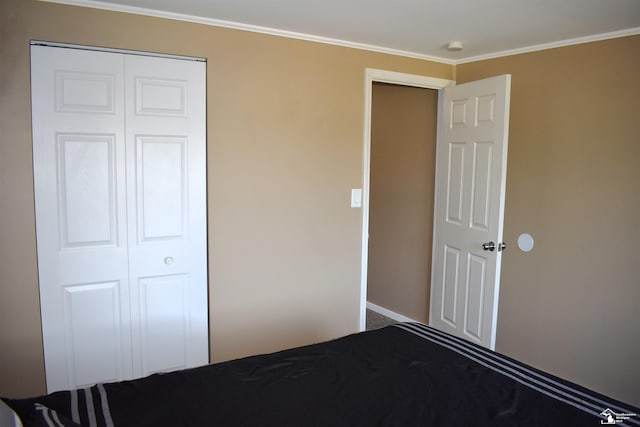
[429,75,511,350]
[31,44,208,392]
[359,69,455,330]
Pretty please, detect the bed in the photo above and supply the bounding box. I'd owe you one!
[2,322,638,426]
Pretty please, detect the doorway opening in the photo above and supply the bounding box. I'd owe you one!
[359,69,454,331]
[366,82,437,329]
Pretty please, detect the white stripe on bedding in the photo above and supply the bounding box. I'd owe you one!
[50,409,64,427]
[97,383,114,427]
[394,323,639,427]
[35,403,57,427]
[401,322,639,417]
[395,323,598,415]
[84,387,97,427]
[70,389,79,424]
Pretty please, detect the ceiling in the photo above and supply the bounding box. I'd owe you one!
[49,0,640,63]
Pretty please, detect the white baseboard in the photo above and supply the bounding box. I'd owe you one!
[366,301,416,323]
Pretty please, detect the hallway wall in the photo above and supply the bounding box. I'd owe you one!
[367,83,438,323]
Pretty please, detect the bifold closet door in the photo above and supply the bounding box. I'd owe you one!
[31,45,208,393]
[123,54,208,379]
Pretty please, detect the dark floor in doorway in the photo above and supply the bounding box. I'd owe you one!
[366,309,397,331]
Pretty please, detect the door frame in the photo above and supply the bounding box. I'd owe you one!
[359,69,454,331]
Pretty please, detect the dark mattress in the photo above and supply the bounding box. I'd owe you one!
[5,323,639,426]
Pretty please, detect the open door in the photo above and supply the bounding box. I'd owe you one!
[429,75,511,350]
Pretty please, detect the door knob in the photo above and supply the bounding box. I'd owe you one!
[164,256,174,265]
[482,241,496,251]
[498,242,506,252]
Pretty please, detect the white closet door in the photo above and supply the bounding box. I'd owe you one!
[31,46,132,392]
[124,55,208,377]
[31,45,209,393]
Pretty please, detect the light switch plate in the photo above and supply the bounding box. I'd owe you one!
[351,189,362,208]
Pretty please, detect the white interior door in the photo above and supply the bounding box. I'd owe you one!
[429,75,511,350]
[31,44,208,393]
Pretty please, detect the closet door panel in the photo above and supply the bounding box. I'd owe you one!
[58,134,117,247]
[31,46,131,393]
[63,281,122,387]
[136,135,187,241]
[125,55,209,377]
[138,274,189,375]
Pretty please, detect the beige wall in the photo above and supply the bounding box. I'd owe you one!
[0,0,452,397]
[367,83,437,323]
[458,35,640,406]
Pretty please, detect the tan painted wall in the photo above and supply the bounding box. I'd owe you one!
[457,35,640,406]
[0,0,452,397]
[367,83,437,323]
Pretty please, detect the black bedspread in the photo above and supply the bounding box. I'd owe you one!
[5,323,639,426]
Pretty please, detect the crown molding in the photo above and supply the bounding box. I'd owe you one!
[39,0,455,65]
[456,27,640,64]
[39,1,640,66]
